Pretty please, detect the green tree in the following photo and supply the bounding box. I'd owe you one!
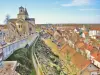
[66,51,71,65]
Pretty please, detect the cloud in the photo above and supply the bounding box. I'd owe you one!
[79,8,100,11]
[61,0,90,7]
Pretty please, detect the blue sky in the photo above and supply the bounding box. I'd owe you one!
[0,0,100,24]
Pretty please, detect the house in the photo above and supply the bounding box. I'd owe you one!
[60,43,76,57]
[75,41,86,55]
[89,26,100,39]
[54,30,62,40]
[0,61,20,75]
[91,52,100,68]
[85,44,94,59]
[60,43,100,75]
[71,52,99,75]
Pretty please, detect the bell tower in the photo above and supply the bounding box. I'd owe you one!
[17,6,29,20]
[19,6,24,14]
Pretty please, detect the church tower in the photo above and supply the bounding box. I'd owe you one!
[17,6,29,20]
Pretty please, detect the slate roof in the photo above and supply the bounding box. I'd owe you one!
[25,8,28,15]
[25,18,35,21]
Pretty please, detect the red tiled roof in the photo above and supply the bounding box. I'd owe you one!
[60,43,91,71]
[91,51,100,62]
[96,36,100,39]
[60,43,76,56]
[95,53,100,62]
[96,57,100,62]
[90,27,100,31]
[76,41,86,50]
[83,31,88,35]
[71,52,91,70]
[86,44,94,51]
[91,52,98,58]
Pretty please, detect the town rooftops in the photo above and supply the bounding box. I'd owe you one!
[90,26,100,31]
[0,25,7,29]
[96,54,100,62]
[91,51,100,61]
[60,43,76,56]
[60,43,91,71]
[86,44,94,51]
[0,61,19,75]
[75,41,86,50]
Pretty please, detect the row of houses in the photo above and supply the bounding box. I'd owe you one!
[45,25,100,75]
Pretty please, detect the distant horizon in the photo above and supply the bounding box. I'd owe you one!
[0,0,100,24]
[1,22,100,25]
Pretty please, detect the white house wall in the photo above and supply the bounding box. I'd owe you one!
[94,60,100,68]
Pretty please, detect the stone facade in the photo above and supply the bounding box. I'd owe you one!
[5,6,35,42]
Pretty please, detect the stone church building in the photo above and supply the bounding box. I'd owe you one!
[5,6,35,42]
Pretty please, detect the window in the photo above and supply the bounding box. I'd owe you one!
[20,9,22,12]
[29,28,32,31]
[19,25,20,28]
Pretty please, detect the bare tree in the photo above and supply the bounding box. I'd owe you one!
[4,14,10,24]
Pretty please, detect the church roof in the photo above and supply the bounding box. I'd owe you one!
[25,18,35,21]
[25,8,28,15]
[19,6,24,9]
[9,18,35,23]
[8,19,17,25]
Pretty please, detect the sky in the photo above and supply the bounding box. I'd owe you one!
[0,0,100,24]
